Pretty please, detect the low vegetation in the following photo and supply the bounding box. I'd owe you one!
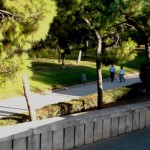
[0,82,147,126]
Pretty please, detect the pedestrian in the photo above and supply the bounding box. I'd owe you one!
[109,64,116,82]
[119,66,125,83]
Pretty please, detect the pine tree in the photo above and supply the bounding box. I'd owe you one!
[0,0,57,89]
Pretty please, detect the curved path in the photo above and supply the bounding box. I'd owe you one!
[0,73,141,118]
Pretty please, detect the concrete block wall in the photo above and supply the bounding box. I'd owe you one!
[0,101,150,150]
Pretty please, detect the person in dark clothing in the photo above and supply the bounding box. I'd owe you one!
[109,64,116,82]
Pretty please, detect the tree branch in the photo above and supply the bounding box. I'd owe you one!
[108,21,127,28]
[0,9,21,20]
[0,9,13,19]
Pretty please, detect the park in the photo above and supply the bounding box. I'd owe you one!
[0,0,150,150]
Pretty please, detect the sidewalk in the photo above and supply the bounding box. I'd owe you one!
[72,127,150,150]
[0,73,141,118]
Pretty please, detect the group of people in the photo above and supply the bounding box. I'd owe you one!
[109,64,125,83]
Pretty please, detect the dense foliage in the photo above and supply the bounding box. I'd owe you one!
[0,0,57,90]
[0,83,143,126]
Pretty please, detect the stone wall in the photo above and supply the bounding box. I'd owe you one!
[0,101,150,150]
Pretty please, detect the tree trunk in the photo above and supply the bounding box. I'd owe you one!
[145,36,150,63]
[23,76,36,121]
[58,51,61,63]
[61,52,66,69]
[95,30,103,109]
[83,18,103,109]
[84,40,88,57]
[77,50,82,64]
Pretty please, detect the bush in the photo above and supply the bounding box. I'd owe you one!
[0,53,32,98]
[0,83,142,126]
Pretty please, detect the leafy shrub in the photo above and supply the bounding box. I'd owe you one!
[0,83,142,126]
[29,48,59,58]
[103,87,131,104]
[0,53,32,98]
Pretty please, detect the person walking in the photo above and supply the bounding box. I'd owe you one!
[119,66,125,83]
[109,64,116,82]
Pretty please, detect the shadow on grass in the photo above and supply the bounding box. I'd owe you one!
[31,61,99,92]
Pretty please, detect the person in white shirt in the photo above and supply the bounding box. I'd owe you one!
[119,66,125,83]
[109,64,116,82]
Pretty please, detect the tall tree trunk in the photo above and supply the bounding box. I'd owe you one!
[61,52,66,69]
[145,36,150,63]
[84,40,88,57]
[83,18,103,109]
[23,76,36,121]
[95,30,103,109]
[77,50,82,64]
[58,51,61,63]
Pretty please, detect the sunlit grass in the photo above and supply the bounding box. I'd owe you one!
[0,49,146,100]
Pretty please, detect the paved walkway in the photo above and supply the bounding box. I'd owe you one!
[72,127,150,150]
[0,73,141,118]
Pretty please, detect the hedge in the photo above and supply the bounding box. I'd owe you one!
[0,83,142,126]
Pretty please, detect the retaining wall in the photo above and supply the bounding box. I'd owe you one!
[0,101,150,150]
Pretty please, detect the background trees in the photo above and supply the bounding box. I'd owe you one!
[33,0,149,108]
[0,0,149,108]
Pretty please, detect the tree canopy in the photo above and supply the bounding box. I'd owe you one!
[0,0,57,87]
[47,0,149,108]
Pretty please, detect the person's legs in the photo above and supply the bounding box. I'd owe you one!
[110,73,113,82]
[111,72,115,82]
[123,74,125,82]
[119,74,123,83]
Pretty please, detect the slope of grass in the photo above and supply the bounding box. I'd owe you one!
[0,49,146,100]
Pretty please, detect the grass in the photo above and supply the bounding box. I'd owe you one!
[0,48,147,100]
[30,49,145,93]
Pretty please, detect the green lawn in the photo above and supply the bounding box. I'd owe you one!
[0,49,146,100]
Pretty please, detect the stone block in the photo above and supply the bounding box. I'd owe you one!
[111,117,118,137]
[119,116,126,135]
[27,136,32,150]
[85,122,94,144]
[53,129,64,150]
[32,134,40,150]
[33,124,50,134]
[133,112,140,131]
[75,124,84,147]
[103,119,111,139]
[146,109,150,127]
[0,140,12,150]
[94,120,102,142]
[126,114,133,133]
[64,127,74,150]
[139,110,146,129]
[41,132,52,150]
[13,137,26,150]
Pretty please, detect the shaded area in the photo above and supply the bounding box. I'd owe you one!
[0,113,30,126]
[123,49,146,70]
[31,61,98,93]
[73,127,150,150]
